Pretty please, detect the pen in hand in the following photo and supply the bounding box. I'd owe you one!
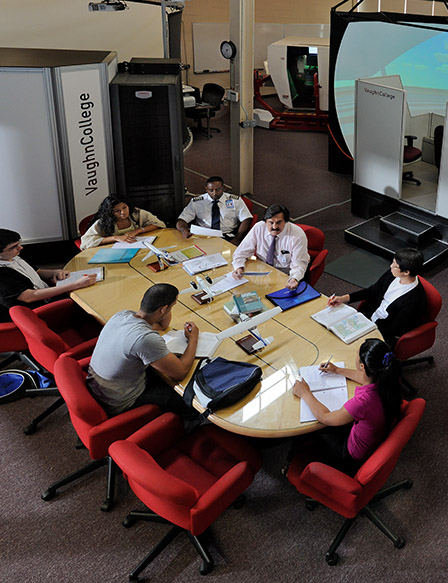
[320,354,333,375]
[327,294,335,306]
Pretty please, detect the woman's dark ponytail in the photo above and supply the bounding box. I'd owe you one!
[359,338,402,428]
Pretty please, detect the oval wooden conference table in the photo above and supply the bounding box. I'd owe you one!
[65,228,381,438]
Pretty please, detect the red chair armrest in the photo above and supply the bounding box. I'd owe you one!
[89,404,161,456]
[394,322,437,360]
[309,249,328,273]
[62,337,98,360]
[35,298,77,328]
[299,462,362,498]
[126,412,185,453]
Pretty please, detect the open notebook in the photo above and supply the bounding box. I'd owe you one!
[298,362,348,423]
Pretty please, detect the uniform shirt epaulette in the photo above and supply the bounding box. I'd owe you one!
[192,195,204,202]
[228,194,240,200]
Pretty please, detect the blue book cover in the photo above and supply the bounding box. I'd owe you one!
[265,281,320,311]
[233,291,264,315]
[88,248,138,264]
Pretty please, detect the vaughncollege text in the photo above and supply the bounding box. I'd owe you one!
[79,93,99,196]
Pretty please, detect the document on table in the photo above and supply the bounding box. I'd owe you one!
[190,224,223,238]
[56,267,104,286]
[163,330,222,358]
[298,362,348,423]
[182,253,228,275]
[207,272,248,295]
[112,236,156,249]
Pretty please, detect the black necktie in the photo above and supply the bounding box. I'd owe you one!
[211,201,220,230]
[266,235,277,266]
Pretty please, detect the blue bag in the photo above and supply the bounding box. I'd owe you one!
[0,370,37,404]
[0,369,53,404]
[183,357,262,418]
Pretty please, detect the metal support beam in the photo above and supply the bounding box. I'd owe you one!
[229,0,254,195]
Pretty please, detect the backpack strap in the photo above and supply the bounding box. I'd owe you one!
[182,358,207,408]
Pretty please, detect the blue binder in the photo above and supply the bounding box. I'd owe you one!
[265,281,320,311]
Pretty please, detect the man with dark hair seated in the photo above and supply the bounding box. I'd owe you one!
[0,228,96,322]
[232,204,310,290]
[87,283,199,417]
[176,175,253,245]
[328,248,426,347]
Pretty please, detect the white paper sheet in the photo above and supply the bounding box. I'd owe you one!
[112,236,156,249]
[190,224,223,238]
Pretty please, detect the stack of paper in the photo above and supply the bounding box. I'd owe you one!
[299,362,348,422]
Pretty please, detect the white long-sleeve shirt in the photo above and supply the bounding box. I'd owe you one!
[232,221,309,282]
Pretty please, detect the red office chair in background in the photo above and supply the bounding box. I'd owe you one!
[394,276,442,395]
[41,356,161,511]
[73,213,95,249]
[241,196,259,227]
[10,299,102,434]
[403,135,422,186]
[109,412,262,580]
[286,398,426,565]
[296,224,329,287]
[0,321,29,370]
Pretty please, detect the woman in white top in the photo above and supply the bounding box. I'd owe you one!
[80,195,166,250]
[328,248,426,347]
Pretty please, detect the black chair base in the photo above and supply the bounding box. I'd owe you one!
[23,395,65,435]
[403,170,421,186]
[400,355,435,397]
[42,455,116,511]
[123,510,214,581]
[306,478,412,565]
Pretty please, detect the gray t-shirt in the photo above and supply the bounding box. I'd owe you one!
[87,310,169,415]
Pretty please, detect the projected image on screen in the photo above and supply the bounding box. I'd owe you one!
[334,20,448,155]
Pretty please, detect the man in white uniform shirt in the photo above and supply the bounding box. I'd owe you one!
[176,176,252,245]
[232,204,309,290]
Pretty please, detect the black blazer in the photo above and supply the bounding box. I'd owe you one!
[349,271,426,347]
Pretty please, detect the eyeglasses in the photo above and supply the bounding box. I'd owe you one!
[5,240,22,251]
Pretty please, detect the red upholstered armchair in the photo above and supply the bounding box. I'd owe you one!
[42,355,161,511]
[286,399,425,565]
[295,224,329,287]
[73,213,95,249]
[109,412,262,580]
[10,299,103,434]
[394,277,442,394]
[241,196,259,227]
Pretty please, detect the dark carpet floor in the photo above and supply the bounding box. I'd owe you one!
[1,108,447,583]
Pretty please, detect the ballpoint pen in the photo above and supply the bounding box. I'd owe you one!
[327,294,335,306]
[320,354,333,375]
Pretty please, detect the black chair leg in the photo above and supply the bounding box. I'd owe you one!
[186,532,214,575]
[369,479,412,504]
[129,525,182,582]
[101,457,116,512]
[41,457,108,502]
[325,517,355,565]
[361,506,405,548]
[23,396,65,435]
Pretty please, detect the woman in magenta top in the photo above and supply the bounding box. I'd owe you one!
[292,338,402,474]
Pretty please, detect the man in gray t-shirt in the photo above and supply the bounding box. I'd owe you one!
[87,283,199,416]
